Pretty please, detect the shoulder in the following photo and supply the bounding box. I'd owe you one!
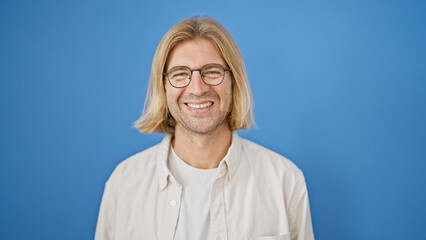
[106,136,170,184]
[114,144,158,174]
[238,136,305,182]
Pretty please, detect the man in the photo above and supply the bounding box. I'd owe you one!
[95,17,314,240]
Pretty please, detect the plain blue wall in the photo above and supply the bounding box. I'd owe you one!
[1,0,425,239]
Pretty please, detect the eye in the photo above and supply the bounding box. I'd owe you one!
[206,70,220,75]
[173,72,188,77]
[203,69,222,79]
[170,70,190,81]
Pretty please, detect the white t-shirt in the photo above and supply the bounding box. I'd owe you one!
[168,146,219,240]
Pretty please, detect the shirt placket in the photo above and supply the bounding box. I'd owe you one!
[162,182,182,240]
[210,168,228,240]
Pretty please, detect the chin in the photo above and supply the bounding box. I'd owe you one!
[185,120,229,135]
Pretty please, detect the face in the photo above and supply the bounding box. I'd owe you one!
[165,38,232,135]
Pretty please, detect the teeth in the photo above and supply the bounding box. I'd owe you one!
[187,102,213,109]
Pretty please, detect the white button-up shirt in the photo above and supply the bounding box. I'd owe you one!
[95,132,314,240]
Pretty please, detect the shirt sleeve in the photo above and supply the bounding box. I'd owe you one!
[95,173,119,240]
[287,174,315,240]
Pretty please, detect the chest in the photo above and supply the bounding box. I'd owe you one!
[115,173,291,240]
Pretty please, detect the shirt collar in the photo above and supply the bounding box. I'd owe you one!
[156,134,173,191]
[156,131,243,191]
[220,131,242,181]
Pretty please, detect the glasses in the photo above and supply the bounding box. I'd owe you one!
[162,63,231,88]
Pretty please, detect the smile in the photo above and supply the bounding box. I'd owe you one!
[186,102,213,109]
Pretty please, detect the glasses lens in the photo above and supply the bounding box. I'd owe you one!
[168,67,191,87]
[201,64,225,85]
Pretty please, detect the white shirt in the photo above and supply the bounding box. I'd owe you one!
[95,132,315,240]
[168,146,218,240]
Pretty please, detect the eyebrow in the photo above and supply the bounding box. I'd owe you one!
[166,62,228,71]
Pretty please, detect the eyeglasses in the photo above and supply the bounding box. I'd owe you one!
[162,63,231,88]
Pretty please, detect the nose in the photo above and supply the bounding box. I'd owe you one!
[187,70,210,94]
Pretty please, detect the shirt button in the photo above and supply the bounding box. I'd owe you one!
[170,200,177,206]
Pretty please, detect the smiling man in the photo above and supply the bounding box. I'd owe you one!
[95,17,314,240]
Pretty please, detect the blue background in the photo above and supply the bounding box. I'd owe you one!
[1,0,425,239]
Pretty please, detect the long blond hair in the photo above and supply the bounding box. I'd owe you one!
[134,17,254,134]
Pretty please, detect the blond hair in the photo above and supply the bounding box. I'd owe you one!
[134,17,254,134]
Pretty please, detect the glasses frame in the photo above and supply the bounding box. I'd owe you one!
[162,63,231,88]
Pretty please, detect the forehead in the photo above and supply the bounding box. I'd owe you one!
[166,38,226,70]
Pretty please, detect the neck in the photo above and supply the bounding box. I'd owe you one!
[172,124,232,169]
